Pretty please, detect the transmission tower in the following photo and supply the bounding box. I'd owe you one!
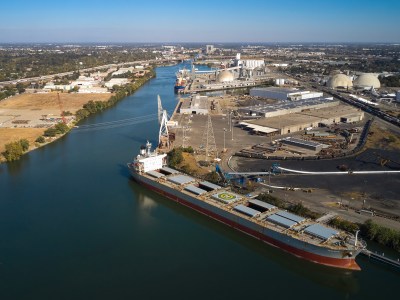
[201,114,218,161]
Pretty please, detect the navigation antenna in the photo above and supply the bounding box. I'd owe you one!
[201,114,218,161]
[158,95,170,148]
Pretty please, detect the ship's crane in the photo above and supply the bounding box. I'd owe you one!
[57,92,67,124]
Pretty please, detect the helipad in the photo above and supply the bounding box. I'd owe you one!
[211,191,242,204]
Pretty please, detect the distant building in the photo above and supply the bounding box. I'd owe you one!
[250,87,323,101]
[179,95,208,115]
[326,74,353,89]
[241,104,364,135]
[206,45,215,54]
[43,83,72,91]
[78,87,109,94]
[353,73,381,90]
[104,78,129,89]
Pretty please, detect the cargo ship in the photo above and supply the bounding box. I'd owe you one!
[174,68,190,93]
[174,76,186,93]
[128,141,366,270]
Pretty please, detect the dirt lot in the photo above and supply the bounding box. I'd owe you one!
[0,128,46,153]
[365,123,400,150]
[0,92,110,112]
[0,92,111,162]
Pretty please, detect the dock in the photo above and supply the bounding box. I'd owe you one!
[361,249,400,269]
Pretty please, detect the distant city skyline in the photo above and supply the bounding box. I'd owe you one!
[1,0,399,43]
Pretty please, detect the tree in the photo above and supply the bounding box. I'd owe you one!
[55,122,69,134]
[204,171,219,184]
[44,128,58,137]
[2,141,24,161]
[20,139,29,151]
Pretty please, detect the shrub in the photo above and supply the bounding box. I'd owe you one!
[19,139,29,151]
[35,136,46,143]
[44,128,58,137]
[2,141,24,161]
[256,193,285,208]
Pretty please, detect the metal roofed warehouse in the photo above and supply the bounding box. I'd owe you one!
[242,104,364,135]
[179,95,208,115]
[250,87,323,101]
[238,97,339,118]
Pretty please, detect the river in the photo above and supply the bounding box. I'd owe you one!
[0,64,398,300]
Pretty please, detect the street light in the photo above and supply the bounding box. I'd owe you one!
[223,128,226,152]
[231,112,234,140]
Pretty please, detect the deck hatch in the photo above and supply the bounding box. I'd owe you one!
[160,167,180,175]
[276,211,305,223]
[146,170,165,178]
[167,174,195,185]
[184,185,207,195]
[266,214,297,228]
[199,181,221,191]
[248,199,276,211]
[304,224,338,240]
[234,204,261,217]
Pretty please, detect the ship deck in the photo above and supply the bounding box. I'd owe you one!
[138,166,360,252]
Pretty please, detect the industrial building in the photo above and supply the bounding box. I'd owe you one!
[326,74,353,89]
[238,97,339,118]
[353,73,381,89]
[179,95,208,115]
[250,87,323,101]
[240,104,364,135]
[104,78,129,88]
[279,137,324,152]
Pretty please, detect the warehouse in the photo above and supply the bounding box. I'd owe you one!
[238,97,339,118]
[250,87,323,101]
[179,95,208,115]
[242,104,364,135]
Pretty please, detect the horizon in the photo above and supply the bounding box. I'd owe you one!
[1,0,400,43]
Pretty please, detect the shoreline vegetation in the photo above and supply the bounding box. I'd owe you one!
[1,68,156,163]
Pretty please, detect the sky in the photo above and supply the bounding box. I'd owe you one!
[1,0,399,43]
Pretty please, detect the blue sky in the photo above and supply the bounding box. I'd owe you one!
[1,0,399,43]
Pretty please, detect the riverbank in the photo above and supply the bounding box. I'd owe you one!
[0,68,156,163]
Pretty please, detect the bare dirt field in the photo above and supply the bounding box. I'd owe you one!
[0,92,110,112]
[0,128,46,153]
[0,92,111,162]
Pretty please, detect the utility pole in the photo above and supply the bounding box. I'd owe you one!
[223,128,226,152]
[231,112,234,140]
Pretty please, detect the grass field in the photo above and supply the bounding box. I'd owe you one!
[0,128,46,154]
[0,92,110,112]
[0,92,111,162]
